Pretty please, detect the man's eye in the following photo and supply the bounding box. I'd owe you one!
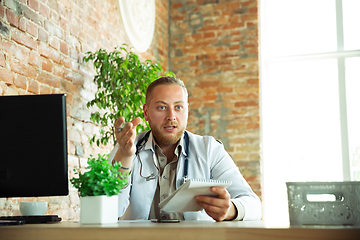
[175,106,182,110]
[159,106,166,110]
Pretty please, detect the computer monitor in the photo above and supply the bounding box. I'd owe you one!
[0,94,68,198]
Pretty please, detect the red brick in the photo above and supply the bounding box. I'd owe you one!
[27,20,38,37]
[19,17,26,31]
[172,15,186,21]
[247,92,258,99]
[229,44,241,50]
[235,101,258,107]
[11,29,37,50]
[28,79,39,93]
[6,9,19,27]
[51,50,61,64]
[38,42,52,58]
[37,71,60,88]
[241,14,257,22]
[60,78,79,94]
[223,22,244,30]
[0,5,5,19]
[218,87,233,93]
[247,78,258,85]
[172,3,183,9]
[0,53,5,67]
[39,3,50,19]
[70,24,80,38]
[204,102,215,108]
[60,16,68,30]
[29,51,41,68]
[246,22,257,28]
[215,16,227,24]
[14,74,27,89]
[49,36,60,50]
[247,122,259,129]
[38,29,49,43]
[17,45,31,62]
[40,84,52,94]
[42,57,52,72]
[249,7,258,14]
[51,11,60,25]
[64,68,83,85]
[22,5,41,25]
[204,32,215,38]
[28,0,40,12]
[229,15,240,22]
[48,0,60,14]
[44,20,63,39]
[53,65,64,78]
[202,95,217,101]
[60,56,71,69]
[9,58,37,79]
[227,2,240,9]
[247,48,258,55]
[215,59,232,66]
[1,40,15,56]
[0,67,14,84]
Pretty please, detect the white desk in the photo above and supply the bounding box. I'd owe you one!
[0,220,359,240]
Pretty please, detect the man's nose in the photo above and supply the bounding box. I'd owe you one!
[167,109,176,121]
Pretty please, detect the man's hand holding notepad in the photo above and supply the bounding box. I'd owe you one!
[158,179,232,213]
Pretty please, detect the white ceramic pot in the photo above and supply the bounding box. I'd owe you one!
[80,195,118,224]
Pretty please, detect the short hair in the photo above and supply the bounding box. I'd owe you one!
[146,76,188,105]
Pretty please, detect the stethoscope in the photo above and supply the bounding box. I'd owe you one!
[135,131,190,185]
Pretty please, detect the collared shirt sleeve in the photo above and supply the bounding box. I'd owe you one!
[200,134,262,221]
[230,199,245,221]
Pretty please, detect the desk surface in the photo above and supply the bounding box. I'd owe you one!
[1,220,359,240]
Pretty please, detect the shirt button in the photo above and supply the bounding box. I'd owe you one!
[162,215,166,219]
[161,158,165,162]
[163,176,167,179]
[162,194,166,199]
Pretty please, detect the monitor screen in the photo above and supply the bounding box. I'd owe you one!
[0,94,68,198]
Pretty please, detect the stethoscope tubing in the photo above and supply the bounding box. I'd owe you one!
[136,131,190,183]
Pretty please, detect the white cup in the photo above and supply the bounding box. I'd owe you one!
[20,202,48,216]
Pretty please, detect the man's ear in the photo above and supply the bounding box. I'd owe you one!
[143,104,149,121]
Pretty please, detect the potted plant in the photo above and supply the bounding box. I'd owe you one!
[70,154,128,224]
[83,44,174,146]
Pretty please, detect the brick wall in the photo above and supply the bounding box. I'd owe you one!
[0,0,261,220]
[169,0,261,197]
[0,0,169,220]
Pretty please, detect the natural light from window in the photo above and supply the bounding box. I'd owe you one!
[260,0,360,224]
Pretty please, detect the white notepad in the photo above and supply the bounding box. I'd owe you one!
[158,179,232,213]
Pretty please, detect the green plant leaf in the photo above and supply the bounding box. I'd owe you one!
[70,154,129,197]
[83,45,175,146]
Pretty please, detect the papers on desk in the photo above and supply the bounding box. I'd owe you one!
[159,179,232,213]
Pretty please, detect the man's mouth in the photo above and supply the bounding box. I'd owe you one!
[165,126,176,129]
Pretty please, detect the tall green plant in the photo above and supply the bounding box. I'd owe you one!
[83,44,173,146]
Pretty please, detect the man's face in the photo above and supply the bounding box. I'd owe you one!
[143,84,188,147]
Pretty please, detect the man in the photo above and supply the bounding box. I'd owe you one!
[109,76,262,221]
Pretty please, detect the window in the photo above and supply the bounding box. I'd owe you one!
[260,0,360,223]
